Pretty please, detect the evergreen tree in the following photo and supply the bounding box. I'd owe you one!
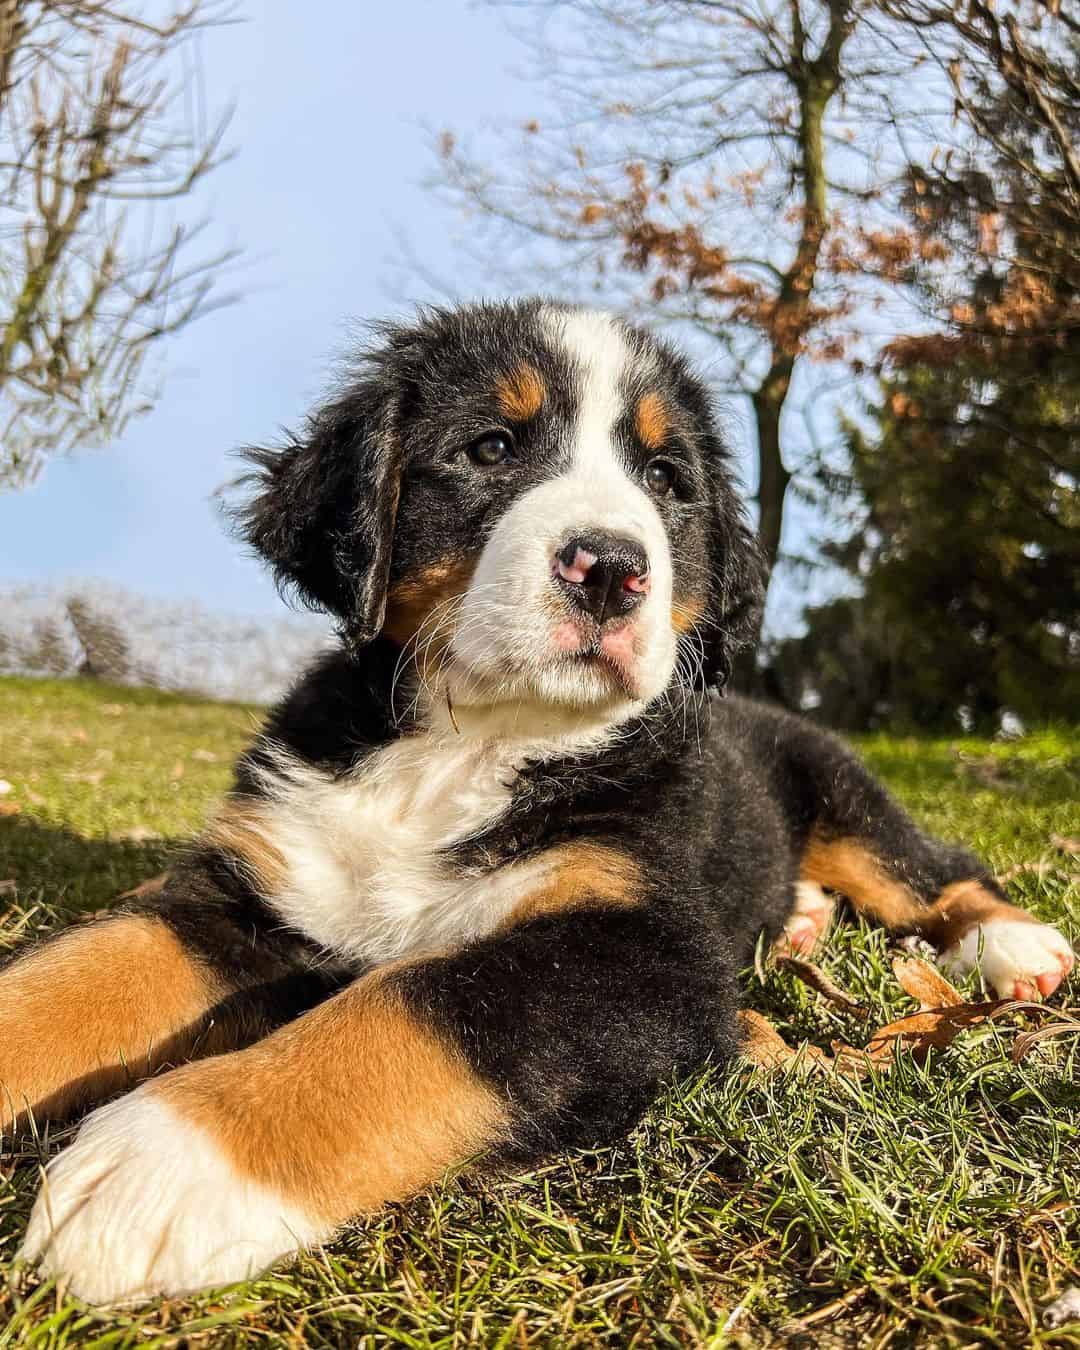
[776,1,1080,730]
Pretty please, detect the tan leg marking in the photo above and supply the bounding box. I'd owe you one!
[499,842,644,932]
[0,916,224,1131]
[494,362,545,423]
[635,391,671,451]
[382,556,478,648]
[800,831,923,929]
[160,971,505,1226]
[800,833,1037,944]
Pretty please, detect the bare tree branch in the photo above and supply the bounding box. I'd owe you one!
[0,0,240,487]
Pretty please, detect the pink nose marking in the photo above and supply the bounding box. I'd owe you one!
[555,547,597,585]
[623,572,651,594]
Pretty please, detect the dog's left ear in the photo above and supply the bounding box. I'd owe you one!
[237,383,403,646]
[700,459,769,692]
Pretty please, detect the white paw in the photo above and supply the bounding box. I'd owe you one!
[18,1086,328,1305]
[777,881,835,955]
[941,918,1075,1001]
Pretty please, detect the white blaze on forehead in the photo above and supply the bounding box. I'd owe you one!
[541,306,634,476]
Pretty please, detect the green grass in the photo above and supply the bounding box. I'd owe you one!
[1,676,1078,1347]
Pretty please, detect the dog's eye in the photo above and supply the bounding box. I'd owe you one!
[644,458,676,495]
[467,431,514,467]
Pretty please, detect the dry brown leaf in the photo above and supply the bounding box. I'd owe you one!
[892,955,964,1009]
[864,1001,1004,1064]
[777,956,868,1017]
[0,801,21,817]
[956,753,1012,789]
[1002,1005,1080,1063]
[737,1009,828,1072]
[117,826,162,843]
[1051,834,1079,857]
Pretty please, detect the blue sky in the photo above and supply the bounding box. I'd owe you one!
[1,3,827,635]
[1,2,534,615]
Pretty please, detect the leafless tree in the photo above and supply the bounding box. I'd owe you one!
[432,0,1069,617]
[0,1,239,487]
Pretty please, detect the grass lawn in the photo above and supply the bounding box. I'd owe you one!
[0,675,1078,1347]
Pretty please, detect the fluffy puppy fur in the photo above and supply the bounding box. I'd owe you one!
[3,299,1074,1305]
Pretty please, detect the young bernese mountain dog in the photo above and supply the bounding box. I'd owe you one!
[4,299,1074,1304]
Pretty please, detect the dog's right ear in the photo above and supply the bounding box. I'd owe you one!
[236,384,403,646]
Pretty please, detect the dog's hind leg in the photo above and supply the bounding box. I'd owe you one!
[0,859,345,1137]
[0,910,231,1134]
[787,727,1074,1000]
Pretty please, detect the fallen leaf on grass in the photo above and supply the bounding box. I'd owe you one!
[0,801,21,817]
[997,860,1070,885]
[776,956,868,1017]
[743,951,1034,1076]
[860,1001,1005,1065]
[1051,834,1079,857]
[1000,1004,1080,1063]
[956,752,1013,789]
[117,826,162,843]
[892,955,963,1009]
[737,1010,828,1072]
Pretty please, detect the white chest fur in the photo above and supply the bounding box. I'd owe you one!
[250,734,554,966]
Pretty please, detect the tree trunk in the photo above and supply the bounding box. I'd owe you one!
[752,378,792,576]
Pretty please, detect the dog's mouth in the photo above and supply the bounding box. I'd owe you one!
[560,644,639,699]
[547,615,643,699]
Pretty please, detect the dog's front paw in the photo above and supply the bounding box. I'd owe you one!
[18,1085,328,1305]
[941,918,1075,1001]
[776,881,835,956]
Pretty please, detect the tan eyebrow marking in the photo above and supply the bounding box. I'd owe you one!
[635,391,671,451]
[495,363,545,422]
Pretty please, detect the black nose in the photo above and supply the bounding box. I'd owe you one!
[553,532,651,626]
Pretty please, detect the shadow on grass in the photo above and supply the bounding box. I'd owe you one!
[0,814,173,934]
